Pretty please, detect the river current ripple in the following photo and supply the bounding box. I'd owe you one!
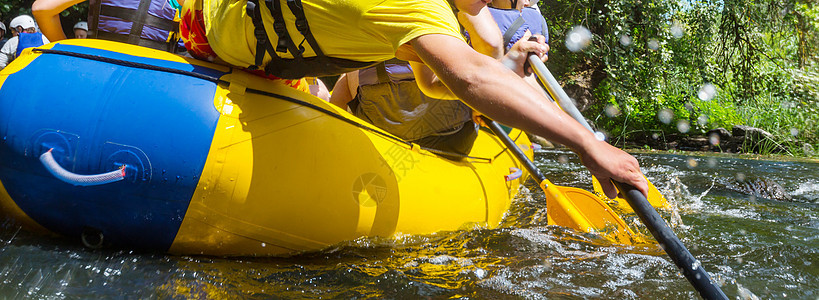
[0,150,816,299]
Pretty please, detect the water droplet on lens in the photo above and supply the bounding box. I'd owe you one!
[677,120,690,133]
[652,133,660,140]
[698,115,709,126]
[698,83,717,101]
[261,243,266,247]
[670,22,684,38]
[604,104,621,117]
[707,157,717,168]
[658,108,674,124]
[619,34,632,46]
[803,143,815,155]
[736,172,746,182]
[647,38,660,50]
[736,257,743,263]
[748,195,757,203]
[558,155,569,164]
[790,128,799,137]
[686,158,698,168]
[780,101,795,109]
[501,50,520,70]
[708,133,720,145]
[594,131,607,141]
[566,26,592,52]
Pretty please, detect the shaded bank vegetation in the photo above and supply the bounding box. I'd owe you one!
[541,0,819,156]
[3,0,817,156]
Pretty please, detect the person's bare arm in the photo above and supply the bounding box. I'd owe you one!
[329,72,358,110]
[32,0,85,41]
[410,33,648,198]
[411,7,504,100]
[458,7,503,60]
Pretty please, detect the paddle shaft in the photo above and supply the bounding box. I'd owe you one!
[482,116,547,184]
[526,54,728,300]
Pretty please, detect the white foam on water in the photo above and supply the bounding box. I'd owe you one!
[736,283,761,300]
[792,181,819,201]
[478,267,551,300]
[423,255,458,265]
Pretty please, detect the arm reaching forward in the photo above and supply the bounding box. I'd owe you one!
[32,0,85,41]
[409,33,648,199]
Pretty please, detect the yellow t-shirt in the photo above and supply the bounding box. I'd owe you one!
[200,0,465,69]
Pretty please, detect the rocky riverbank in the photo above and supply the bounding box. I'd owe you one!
[531,125,816,156]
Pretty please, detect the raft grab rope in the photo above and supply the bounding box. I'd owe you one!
[32,48,495,162]
[40,149,126,186]
[505,167,523,181]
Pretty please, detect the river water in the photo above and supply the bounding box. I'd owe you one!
[0,150,816,299]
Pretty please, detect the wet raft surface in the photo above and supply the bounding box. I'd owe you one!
[1,150,817,299]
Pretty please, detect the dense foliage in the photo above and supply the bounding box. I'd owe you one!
[2,0,816,156]
[541,0,819,156]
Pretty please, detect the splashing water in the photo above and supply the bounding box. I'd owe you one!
[698,83,717,101]
[1,150,817,299]
[658,108,674,124]
[566,26,592,52]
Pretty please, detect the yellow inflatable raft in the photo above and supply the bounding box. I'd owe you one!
[0,40,532,256]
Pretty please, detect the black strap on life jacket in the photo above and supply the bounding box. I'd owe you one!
[374,58,408,84]
[245,0,377,79]
[502,16,525,53]
[88,0,179,52]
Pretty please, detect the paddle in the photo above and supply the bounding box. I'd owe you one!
[523,53,670,211]
[526,54,728,299]
[482,117,647,245]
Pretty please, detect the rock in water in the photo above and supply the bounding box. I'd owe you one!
[721,175,793,202]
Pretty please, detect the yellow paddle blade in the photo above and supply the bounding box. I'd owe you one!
[592,175,669,214]
[541,179,650,245]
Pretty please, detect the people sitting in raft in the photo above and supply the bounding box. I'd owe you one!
[328,7,504,158]
[32,0,183,52]
[0,22,8,48]
[486,0,551,93]
[0,15,50,70]
[73,21,88,39]
[170,0,650,199]
[488,0,548,53]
